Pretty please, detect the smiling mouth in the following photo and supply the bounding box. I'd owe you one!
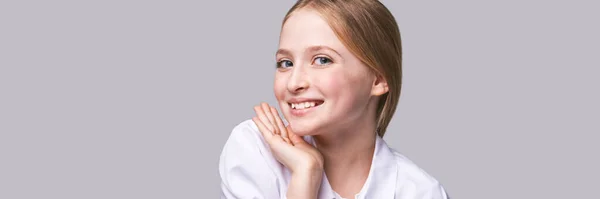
[288,100,324,110]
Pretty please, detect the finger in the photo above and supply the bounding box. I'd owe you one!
[252,116,273,141]
[271,107,292,145]
[254,105,275,133]
[260,103,278,134]
[286,126,308,146]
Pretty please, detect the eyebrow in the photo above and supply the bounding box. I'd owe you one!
[306,45,342,57]
[276,48,293,58]
[276,45,342,58]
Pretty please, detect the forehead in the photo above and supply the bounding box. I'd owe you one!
[279,9,346,52]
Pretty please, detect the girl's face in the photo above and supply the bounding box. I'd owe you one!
[274,9,388,136]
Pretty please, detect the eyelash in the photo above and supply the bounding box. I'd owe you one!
[276,56,333,69]
[313,56,333,65]
[276,60,293,69]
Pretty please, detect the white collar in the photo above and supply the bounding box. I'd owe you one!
[305,135,398,199]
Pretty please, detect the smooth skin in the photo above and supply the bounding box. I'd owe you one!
[252,103,323,199]
[252,8,389,199]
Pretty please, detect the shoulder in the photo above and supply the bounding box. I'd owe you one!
[391,150,439,186]
[219,119,285,198]
[219,119,278,172]
[390,150,449,198]
[222,119,264,151]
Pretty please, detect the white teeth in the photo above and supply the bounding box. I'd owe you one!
[291,101,320,110]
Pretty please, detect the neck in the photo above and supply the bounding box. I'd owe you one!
[313,124,376,166]
[312,113,378,197]
[313,97,380,168]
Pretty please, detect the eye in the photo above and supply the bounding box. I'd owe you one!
[276,60,294,68]
[313,57,333,65]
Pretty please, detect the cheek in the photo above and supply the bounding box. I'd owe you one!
[318,70,372,109]
[317,72,354,105]
[313,70,340,95]
[273,74,286,100]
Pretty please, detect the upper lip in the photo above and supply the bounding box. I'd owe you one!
[287,98,324,104]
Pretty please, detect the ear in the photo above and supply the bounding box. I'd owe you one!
[371,74,389,96]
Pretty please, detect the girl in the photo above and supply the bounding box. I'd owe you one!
[219,0,449,198]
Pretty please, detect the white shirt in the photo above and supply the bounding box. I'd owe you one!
[219,119,449,199]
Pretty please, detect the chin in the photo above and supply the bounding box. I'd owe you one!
[287,119,323,136]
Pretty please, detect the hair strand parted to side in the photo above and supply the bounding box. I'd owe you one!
[283,0,402,137]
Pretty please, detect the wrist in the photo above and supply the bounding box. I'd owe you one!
[290,155,323,174]
[287,167,323,199]
[294,161,323,174]
[293,165,323,181]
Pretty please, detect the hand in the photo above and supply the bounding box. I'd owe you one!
[252,102,324,173]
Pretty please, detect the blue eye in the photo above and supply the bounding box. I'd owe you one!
[276,60,293,68]
[314,57,332,65]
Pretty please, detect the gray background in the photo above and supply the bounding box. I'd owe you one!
[1,0,598,198]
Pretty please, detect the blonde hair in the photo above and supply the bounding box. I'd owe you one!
[283,0,402,136]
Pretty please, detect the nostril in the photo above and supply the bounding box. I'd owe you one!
[294,86,306,93]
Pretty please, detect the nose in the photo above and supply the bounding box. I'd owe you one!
[287,67,309,93]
